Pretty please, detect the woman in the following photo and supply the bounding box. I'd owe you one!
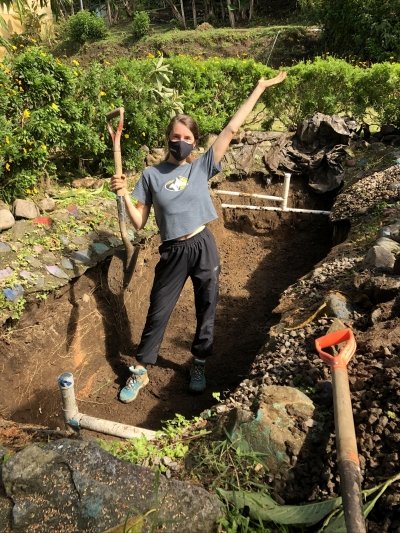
[111,71,287,403]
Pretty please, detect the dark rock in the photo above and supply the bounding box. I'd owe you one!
[325,291,354,320]
[296,113,351,148]
[9,220,32,240]
[227,386,314,475]
[354,272,400,303]
[363,245,396,272]
[393,255,400,275]
[0,242,12,253]
[2,440,223,533]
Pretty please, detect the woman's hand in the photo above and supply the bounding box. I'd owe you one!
[111,174,127,195]
[258,71,287,90]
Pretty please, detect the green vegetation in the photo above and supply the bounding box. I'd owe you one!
[130,25,309,61]
[100,414,209,472]
[100,413,400,531]
[131,10,151,41]
[1,47,399,203]
[298,0,400,62]
[65,10,108,44]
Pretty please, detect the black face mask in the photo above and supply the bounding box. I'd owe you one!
[168,140,194,161]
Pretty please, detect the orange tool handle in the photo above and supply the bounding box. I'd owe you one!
[315,328,356,368]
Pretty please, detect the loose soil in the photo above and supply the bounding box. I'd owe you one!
[0,176,331,433]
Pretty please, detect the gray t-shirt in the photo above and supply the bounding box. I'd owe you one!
[132,147,221,241]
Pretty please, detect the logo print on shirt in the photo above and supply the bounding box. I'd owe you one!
[165,176,188,192]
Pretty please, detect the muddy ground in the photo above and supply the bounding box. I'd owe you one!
[0,175,331,433]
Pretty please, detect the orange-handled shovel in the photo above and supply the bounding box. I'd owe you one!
[315,327,366,533]
[106,107,134,267]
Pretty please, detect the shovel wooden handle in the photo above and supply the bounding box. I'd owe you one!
[106,107,134,261]
[315,326,366,533]
[107,107,124,187]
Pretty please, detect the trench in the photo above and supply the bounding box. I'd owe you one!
[0,175,333,434]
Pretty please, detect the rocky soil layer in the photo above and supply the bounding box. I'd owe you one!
[224,165,400,531]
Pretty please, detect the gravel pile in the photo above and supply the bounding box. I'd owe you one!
[331,164,400,222]
[222,164,400,531]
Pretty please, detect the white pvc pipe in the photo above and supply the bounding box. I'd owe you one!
[74,413,156,439]
[58,372,79,424]
[282,173,291,211]
[58,372,156,440]
[284,207,331,215]
[221,203,330,215]
[215,190,283,202]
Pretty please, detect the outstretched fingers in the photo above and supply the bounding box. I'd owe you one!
[259,70,287,89]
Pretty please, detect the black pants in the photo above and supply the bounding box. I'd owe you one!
[136,227,220,365]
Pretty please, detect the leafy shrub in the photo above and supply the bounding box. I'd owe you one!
[66,11,108,45]
[0,48,78,201]
[353,62,400,127]
[298,0,400,62]
[131,10,150,40]
[264,56,360,128]
[166,55,272,137]
[1,49,400,203]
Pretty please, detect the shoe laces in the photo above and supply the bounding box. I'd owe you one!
[126,367,145,388]
[125,375,139,389]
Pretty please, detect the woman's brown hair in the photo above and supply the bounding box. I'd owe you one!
[166,114,200,143]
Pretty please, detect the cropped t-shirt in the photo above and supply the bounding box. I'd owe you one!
[132,147,221,241]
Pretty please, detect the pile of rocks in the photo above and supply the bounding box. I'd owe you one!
[0,195,127,324]
[221,163,400,529]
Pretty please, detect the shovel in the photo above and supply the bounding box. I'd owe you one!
[106,107,134,261]
[315,324,366,533]
[106,107,135,292]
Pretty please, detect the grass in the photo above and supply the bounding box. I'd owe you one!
[100,413,283,532]
[60,21,321,67]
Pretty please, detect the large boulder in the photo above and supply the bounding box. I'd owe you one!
[12,199,39,220]
[226,386,315,474]
[296,113,351,148]
[2,439,223,533]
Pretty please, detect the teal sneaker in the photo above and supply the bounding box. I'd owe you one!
[119,366,149,403]
[189,358,206,393]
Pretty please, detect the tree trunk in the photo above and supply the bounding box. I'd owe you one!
[220,0,225,22]
[79,0,84,11]
[203,0,208,20]
[106,0,112,25]
[180,0,187,28]
[192,0,197,27]
[165,0,186,28]
[226,0,235,27]
[249,0,254,21]
[122,0,134,17]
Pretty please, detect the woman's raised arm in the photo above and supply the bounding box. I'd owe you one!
[212,71,287,164]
